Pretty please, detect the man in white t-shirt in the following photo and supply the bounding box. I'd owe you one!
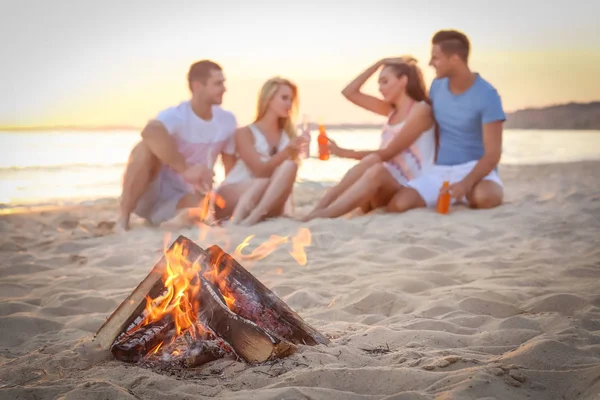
[118,60,237,230]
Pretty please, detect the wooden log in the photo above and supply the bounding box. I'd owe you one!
[181,340,229,368]
[93,236,206,350]
[142,339,229,370]
[197,277,296,363]
[95,234,327,365]
[111,315,176,363]
[203,245,330,346]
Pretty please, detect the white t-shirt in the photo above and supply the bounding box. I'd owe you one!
[155,101,237,169]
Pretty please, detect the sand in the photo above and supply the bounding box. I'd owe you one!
[1,161,599,400]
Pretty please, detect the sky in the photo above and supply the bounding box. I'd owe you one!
[1,0,599,127]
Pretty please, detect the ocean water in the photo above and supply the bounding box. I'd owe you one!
[1,129,599,208]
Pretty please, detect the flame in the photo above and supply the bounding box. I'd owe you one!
[136,226,311,359]
[234,228,312,266]
[142,240,204,342]
[290,228,311,266]
[235,234,289,261]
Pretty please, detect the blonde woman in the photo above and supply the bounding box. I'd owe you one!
[215,77,306,225]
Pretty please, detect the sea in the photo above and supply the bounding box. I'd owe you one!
[1,129,599,210]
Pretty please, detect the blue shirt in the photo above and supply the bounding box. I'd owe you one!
[431,74,505,166]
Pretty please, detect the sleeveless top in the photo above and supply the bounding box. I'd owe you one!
[221,124,290,186]
[379,101,436,183]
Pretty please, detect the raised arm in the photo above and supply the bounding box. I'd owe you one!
[341,59,393,116]
[376,102,434,161]
[141,120,188,174]
[235,127,296,178]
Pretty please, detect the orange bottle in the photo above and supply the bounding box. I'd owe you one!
[317,124,329,160]
[436,181,451,214]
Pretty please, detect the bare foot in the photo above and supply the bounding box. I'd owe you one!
[160,209,196,230]
[300,209,330,221]
[116,212,131,232]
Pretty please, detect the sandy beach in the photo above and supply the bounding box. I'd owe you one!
[0,161,599,400]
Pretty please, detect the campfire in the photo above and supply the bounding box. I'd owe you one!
[93,235,329,370]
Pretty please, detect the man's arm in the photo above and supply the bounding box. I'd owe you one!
[445,87,505,200]
[141,120,188,174]
[221,152,237,176]
[462,121,502,187]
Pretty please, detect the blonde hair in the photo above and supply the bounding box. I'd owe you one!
[254,77,299,143]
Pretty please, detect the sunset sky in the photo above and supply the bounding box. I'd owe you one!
[1,0,599,127]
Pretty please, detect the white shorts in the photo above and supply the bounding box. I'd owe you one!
[406,160,503,208]
[383,162,409,186]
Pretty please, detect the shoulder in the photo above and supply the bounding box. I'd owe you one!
[234,125,253,139]
[410,101,433,118]
[212,106,237,125]
[429,77,447,93]
[156,101,188,119]
[473,75,501,98]
[152,101,188,133]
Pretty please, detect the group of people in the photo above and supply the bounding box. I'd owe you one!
[118,29,506,230]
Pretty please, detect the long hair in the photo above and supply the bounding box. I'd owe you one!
[383,56,430,105]
[254,77,299,142]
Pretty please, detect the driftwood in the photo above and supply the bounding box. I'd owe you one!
[94,235,328,367]
[197,277,296,363]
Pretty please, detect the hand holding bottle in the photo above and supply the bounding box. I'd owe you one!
[285,136,309,158]
[327,137,342,157]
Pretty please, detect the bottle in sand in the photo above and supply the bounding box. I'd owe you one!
[317,124,329,160]
[299,114,311,159]
[436,181,451,214]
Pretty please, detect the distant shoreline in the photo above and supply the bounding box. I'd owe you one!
[2,101,599,131]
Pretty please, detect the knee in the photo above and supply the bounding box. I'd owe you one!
[361,153,382,167]
[256,177,270,187]
[364,162,386,180]
[469,182,503,209]
[130,142,157,166]
[279,159,299,174]
[386,188,425,213]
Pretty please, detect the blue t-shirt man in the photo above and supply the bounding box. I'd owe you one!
[430,74,506,166]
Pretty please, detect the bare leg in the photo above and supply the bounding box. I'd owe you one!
[118,141,160,230]
[467,180,503,209]
[308,163,402,219]
[239,160,299,226]
[307,154,382,215]
[386,186,426,213]
[229,179,270,223]
[159,191,208,229]
[213,180,262,222]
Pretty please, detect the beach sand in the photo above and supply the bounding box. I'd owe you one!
[1,161,599,400]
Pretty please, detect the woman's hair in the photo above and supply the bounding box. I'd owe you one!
[383,56,430,104]
[254,77,299,142]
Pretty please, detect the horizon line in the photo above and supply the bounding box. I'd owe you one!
[2,100,598,132]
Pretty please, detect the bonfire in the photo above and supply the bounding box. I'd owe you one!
[93,232,328,371]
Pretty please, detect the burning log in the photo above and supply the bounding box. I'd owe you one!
[142,339,229,370]
[93,236,205,351]
[111,315,176,362]
[93,235,328,368]
[204,245,330,346]
[180,340,228,368]
[198,276,296,363]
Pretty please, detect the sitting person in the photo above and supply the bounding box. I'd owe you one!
[118,60,237,230]
[214,77,307,226]
[387,30,505,213]
[302,56,436,220]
